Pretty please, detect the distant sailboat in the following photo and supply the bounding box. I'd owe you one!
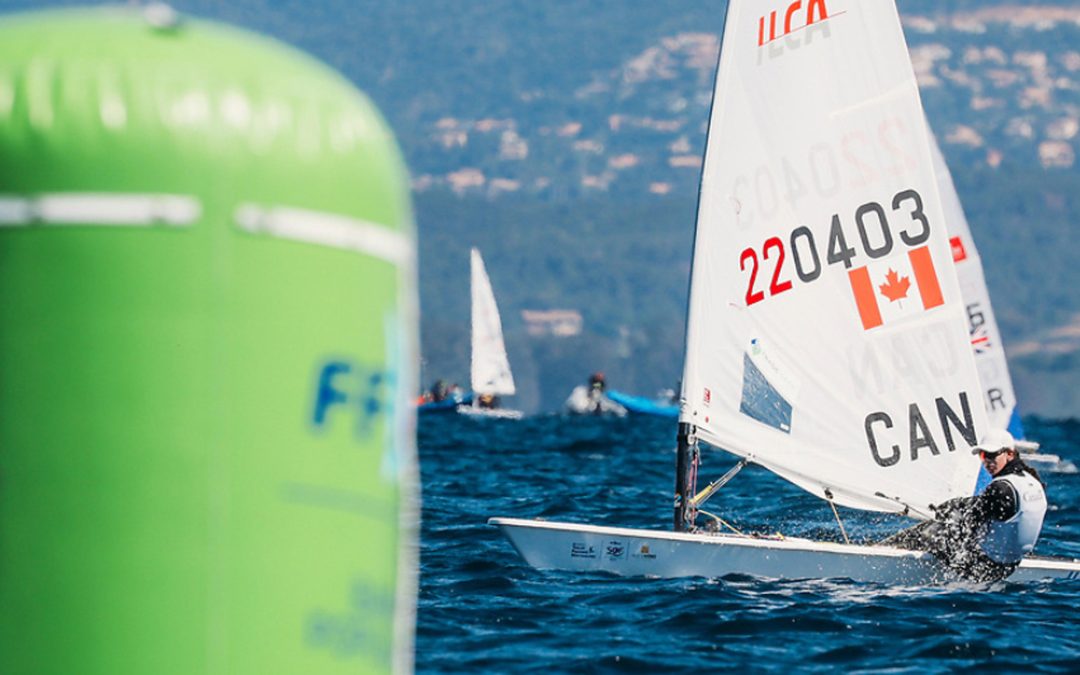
[564,372,627,416]
[929,135,1070,471]
[491,0,1080,582]
[461,248,522,419]
[415,379,470,414]
[606,389,678,419]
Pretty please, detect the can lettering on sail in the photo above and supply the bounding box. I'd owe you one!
[864,392,977,467]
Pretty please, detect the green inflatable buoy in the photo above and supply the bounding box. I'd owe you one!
[0,6,417,674]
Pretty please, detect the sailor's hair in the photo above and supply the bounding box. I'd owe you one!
[1014,456,1045,487]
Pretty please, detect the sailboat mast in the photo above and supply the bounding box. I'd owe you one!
[673,2,728,534]
[673,422,699,531]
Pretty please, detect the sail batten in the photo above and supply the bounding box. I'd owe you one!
[679,0,988,517]
[470,248,516,396]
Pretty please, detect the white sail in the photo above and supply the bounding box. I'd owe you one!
[470,248,516,396]
[680,0,988,517]
[929,134,1024,438]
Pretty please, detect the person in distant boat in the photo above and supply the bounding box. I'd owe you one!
[588,371,606,392]
[587,371,607,414]
[429,379,449,403]
[477,393,498,409]
[892,429,1047,582]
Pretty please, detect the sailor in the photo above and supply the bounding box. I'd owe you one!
[477,393,498,409]
[895,429,1047,582]
[588,371,606,392]
[429,379,449,403]
[587,372,607,413]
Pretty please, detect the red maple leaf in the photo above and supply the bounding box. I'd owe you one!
[879,268,911,303]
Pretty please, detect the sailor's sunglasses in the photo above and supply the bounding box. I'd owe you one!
[979,449,1006,460]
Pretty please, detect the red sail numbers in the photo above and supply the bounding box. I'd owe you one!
[758,0,831,47]
[739,187,936,322]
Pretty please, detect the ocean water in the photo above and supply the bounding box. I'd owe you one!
[416,415,1080,673]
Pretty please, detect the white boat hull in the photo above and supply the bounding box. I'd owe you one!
[490,517,1080,584]
[1016,440,1041,452]
[1022,452,1077,474]
[458,406,523,420]
[563,386,627,416]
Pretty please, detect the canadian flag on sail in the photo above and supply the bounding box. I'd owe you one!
[848,246,944,330]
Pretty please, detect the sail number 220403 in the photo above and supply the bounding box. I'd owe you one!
[739,187,931,307]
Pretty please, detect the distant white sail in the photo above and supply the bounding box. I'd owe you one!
[929,134,1025,439]
[470,248,516,396]
[680,0,987,516]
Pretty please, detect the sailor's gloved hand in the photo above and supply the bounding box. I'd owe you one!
[931,497,968,522]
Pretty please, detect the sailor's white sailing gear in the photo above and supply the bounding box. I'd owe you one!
[892,456,1047,580]
[980,472,1048,564]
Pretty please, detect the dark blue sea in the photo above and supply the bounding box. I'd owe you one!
[416,415,1080,673]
